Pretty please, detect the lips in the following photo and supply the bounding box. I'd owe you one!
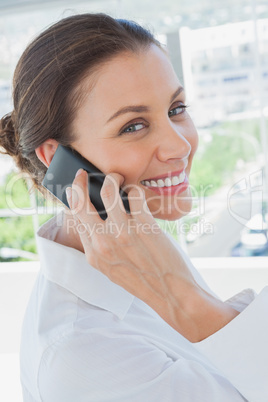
[142,169,185,182]
[141,172,189,196]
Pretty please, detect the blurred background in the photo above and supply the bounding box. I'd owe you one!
[0,0,268,261]
[1,1,268,401]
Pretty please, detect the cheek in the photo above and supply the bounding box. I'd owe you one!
[184,123,198,169]
[192,132,199,156]
[189,124,199,156]
[95,142,149,182]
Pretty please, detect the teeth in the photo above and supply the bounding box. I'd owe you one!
[179,170,186,182]
[171,176,180,186]
[141,171,186,188]
[157,179,165,187]
[165,178,172,187]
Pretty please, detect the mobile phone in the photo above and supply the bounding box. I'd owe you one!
[42,144,130,220]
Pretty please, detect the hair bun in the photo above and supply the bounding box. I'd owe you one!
[0,112,19,158]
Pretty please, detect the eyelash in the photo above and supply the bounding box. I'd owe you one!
[119,103,189,135]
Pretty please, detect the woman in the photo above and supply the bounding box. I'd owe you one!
[0,13,267,402]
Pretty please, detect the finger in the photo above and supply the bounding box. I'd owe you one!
[100,173,128,223]
[65,170,99,259]
[127,185,161,236]
[64,190,93,250]
[67,168,102,225]
[127,185,152,220]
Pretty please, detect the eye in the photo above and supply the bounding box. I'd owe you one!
[168,103,189,117]
[120,121,146,135]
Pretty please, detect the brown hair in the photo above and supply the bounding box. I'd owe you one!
[0,13,161,196]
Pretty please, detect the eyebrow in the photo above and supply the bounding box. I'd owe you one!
[106,85,184,124]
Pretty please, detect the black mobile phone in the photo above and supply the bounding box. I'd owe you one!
[42,144,130,220]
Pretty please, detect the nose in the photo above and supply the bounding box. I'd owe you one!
[156,120,192,162]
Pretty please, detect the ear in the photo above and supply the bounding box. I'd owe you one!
[35,139,59,168]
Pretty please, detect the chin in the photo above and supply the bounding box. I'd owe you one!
[153,207,191,221]
[148,197,193,221]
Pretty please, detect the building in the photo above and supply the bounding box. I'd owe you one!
[178,19,268,125]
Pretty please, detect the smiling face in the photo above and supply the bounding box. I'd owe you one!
[70,44,198,220]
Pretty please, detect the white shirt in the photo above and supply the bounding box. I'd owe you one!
[20,211,268,402]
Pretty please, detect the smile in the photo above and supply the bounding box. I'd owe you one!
[141,170,186,188]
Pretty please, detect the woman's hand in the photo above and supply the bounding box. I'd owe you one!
[66,169,239,342]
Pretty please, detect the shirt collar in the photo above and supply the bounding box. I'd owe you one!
[36,211,135,320]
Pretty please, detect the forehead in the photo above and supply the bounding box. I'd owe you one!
[79,45,180,108]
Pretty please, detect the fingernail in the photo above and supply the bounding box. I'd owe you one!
[75,168,84,178]
[65,187,72,207]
